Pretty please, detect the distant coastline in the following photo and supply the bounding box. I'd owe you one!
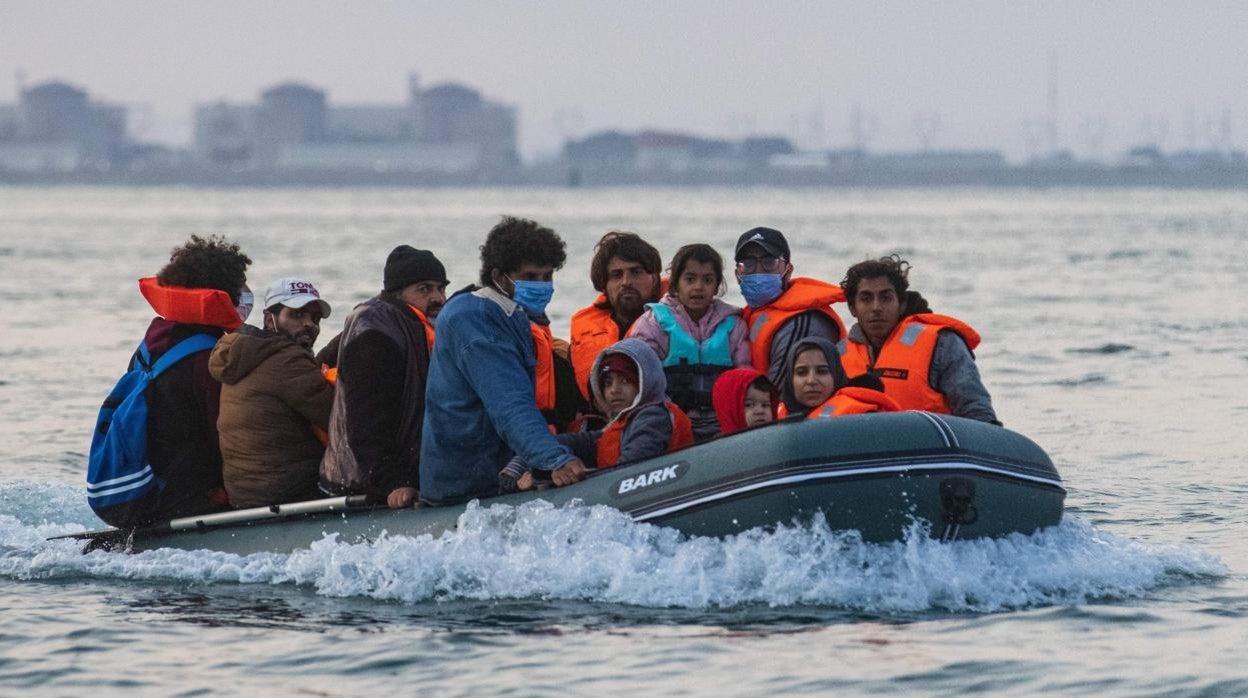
[4,162,1247,188]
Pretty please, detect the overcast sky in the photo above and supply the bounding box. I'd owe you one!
[3,1,1246,161]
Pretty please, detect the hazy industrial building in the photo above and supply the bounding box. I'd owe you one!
[192,75,518,173]
[0,81,128,172]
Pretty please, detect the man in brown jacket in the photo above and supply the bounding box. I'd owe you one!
[209,277,335,508]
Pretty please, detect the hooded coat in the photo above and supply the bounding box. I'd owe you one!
[711,367,778,436]
[780,336,849,418]
[502,338,685,477]
[209,324,334,507]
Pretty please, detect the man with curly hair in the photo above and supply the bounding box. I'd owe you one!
[838,255,999,424]
[101,235,252,526]
[420,216,587,505]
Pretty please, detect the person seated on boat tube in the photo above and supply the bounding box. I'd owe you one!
[734,227,848,392]
[499,338,694,492]
[419,216,589,506]
[777,337,850,418]
[627,243,752,441]
[209,277,335,508]
[838,255,999,424]
[99,235,253,526]
[319,246,447,509]
[711,367,778,435]
[569,231,664,402]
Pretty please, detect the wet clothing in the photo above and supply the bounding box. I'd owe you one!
[319,295,430,499]
[420,287,576,506]
[839,314,998,423]
[779,386,902,419]
[210,325,333,508]
[711,367,778,436]
[742,277,847,391]
[628,295,751,440]
[779,336,850,418]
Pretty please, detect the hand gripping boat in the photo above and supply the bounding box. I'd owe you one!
[59,412,1065,555]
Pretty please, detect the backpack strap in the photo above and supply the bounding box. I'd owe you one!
[146,333,218,377]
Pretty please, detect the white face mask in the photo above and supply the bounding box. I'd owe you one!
[235,288,254,322]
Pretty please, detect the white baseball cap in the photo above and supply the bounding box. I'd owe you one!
[263,277,332,318]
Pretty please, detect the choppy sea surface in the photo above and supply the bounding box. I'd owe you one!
[1,186,1245,695]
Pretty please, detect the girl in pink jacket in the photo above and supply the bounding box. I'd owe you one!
[628,243,752,441]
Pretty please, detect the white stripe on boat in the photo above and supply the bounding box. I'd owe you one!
[632,460,1061,522]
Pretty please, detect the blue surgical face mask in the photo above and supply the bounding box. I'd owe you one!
[739,273,784,308]
[509,277,554,317]
[236,289,254,322]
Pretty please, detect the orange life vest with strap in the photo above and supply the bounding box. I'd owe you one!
[742,277,846,374]
[569,295,619,401]
[806,386,902,418]
[595,401,693,469]
[838,313,980,414]
[570,279,669,401]
[138,276,242,331]
[408,304,436,353]
[530,323,557,412]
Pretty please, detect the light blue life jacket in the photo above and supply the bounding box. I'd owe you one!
[648,302,736,411]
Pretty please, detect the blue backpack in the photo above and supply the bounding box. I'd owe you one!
[87,333,218,525]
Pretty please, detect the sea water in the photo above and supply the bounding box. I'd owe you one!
[1,187,1245,694]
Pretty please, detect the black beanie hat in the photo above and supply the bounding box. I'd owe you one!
[384,245,448,291]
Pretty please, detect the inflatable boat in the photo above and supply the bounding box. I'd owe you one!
[58,412,1065,555]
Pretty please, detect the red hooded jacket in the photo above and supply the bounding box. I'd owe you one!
[711,367,778,436]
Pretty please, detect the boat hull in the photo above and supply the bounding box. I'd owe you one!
[77,412,1065,555]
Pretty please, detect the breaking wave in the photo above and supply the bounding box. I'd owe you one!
[0,481,1225,614]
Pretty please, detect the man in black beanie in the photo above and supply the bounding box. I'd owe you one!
[319,245,448,508]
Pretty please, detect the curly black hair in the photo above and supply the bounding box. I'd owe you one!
[841,254,911,307]
[156,234,252,304]
[589,230,662,293]
[478,216,567,287]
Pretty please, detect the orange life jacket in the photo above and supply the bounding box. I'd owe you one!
[531,323,557,412]
[407,304,436,353]
[569,279,668,401]
[138,276,242,331]
[569,295,619,401]
[838,313,980,414]
[595,401,694,469]
[741,277,846,374]
[806,387,902,418]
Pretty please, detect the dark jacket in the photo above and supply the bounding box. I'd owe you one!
[210,325,333,508]
[320,295,430,499]
[139,317,228,522]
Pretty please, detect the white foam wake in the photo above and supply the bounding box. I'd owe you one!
[0,481,1226,613]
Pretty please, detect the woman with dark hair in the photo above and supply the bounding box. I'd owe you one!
[628,243,752,441]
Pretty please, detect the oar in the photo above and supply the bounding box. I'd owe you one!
[48,494,374,544]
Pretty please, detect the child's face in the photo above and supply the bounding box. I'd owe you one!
[743,386,774,427]
[674,260,718,318]
[601,371,640,418]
